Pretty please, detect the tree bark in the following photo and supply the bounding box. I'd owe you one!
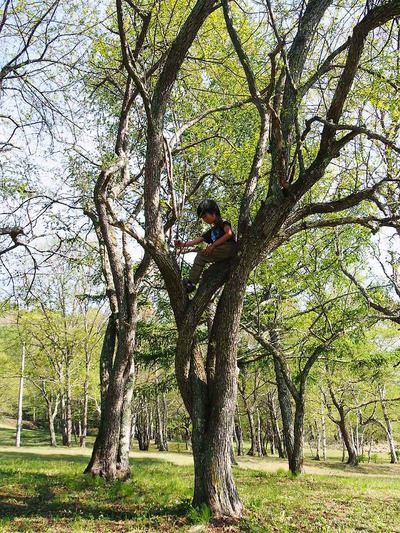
[339,419,359,466]
[314,420,321,461]
[46,393,59,447]
[327,384,359,466]
[80,356,90,448]
[155,387,168,451]
[267,390,284,458]
[321,392,327,461]
[380,390,398,464]
[234,409,245,456]
[256,408,264,457]
[85,314,137,477]
[117,354,135,477]
[136,397,151,451]
[273,356,294,461]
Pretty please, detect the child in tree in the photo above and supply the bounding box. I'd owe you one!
[175,199,237,293]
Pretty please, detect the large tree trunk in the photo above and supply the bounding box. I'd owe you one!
[99,315,116,410]
[189,272,248,517]
[190,365,242,516]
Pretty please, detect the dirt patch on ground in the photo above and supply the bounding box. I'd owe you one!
[1,445,398,478]
[131,451,400,478]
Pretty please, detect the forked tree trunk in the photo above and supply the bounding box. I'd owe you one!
[85,319,136,478]
[326,383,359,466]
[340,420,359,466]
[86,356,133,477]
[190,389,242,516]
[188,273,248,517]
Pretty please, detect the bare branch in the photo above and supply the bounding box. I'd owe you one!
[320,1,400,152]
[170,98,252,150]
[302,115,400,154]
[299,38,351,96]
[116,0,153,129]
[278,215,396,244]
[336,242,400,324]
[0,0,11,34]
[285,184,379,227]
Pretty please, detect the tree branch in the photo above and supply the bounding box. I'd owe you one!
[299,38,351,96]
[302,115,400,154]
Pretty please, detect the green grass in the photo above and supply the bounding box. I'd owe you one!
[0,425,399,532]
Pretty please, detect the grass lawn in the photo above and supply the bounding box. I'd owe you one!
[0,424,399,532]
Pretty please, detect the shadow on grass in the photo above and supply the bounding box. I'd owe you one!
[0,426,96,449]
[319,460,398,476]
[0,426,50,447]
[0,450,90,464]
[0,451,193,527]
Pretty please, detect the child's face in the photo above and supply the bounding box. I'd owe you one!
[201,212,217,225]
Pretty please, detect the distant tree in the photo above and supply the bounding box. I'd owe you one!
[9,270,105,446]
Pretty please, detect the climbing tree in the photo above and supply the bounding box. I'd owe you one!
[77,0,400,517]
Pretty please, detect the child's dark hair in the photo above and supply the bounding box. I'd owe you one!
[197,199,221,218]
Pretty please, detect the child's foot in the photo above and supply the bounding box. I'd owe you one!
[183,279,197,293]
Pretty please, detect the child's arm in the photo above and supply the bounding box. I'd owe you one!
[175,237,204,248]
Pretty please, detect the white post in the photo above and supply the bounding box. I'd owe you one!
[15,342,25,447]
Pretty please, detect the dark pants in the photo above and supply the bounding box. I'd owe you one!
[188,242,236,284]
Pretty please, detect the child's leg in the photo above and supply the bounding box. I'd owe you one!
[188,243,236,284]
[188,252,208,284]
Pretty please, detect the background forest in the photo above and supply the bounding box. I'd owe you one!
[0,0,399,530]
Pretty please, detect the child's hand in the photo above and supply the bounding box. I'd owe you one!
[204,244,215,256]
[174,239,185,248]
